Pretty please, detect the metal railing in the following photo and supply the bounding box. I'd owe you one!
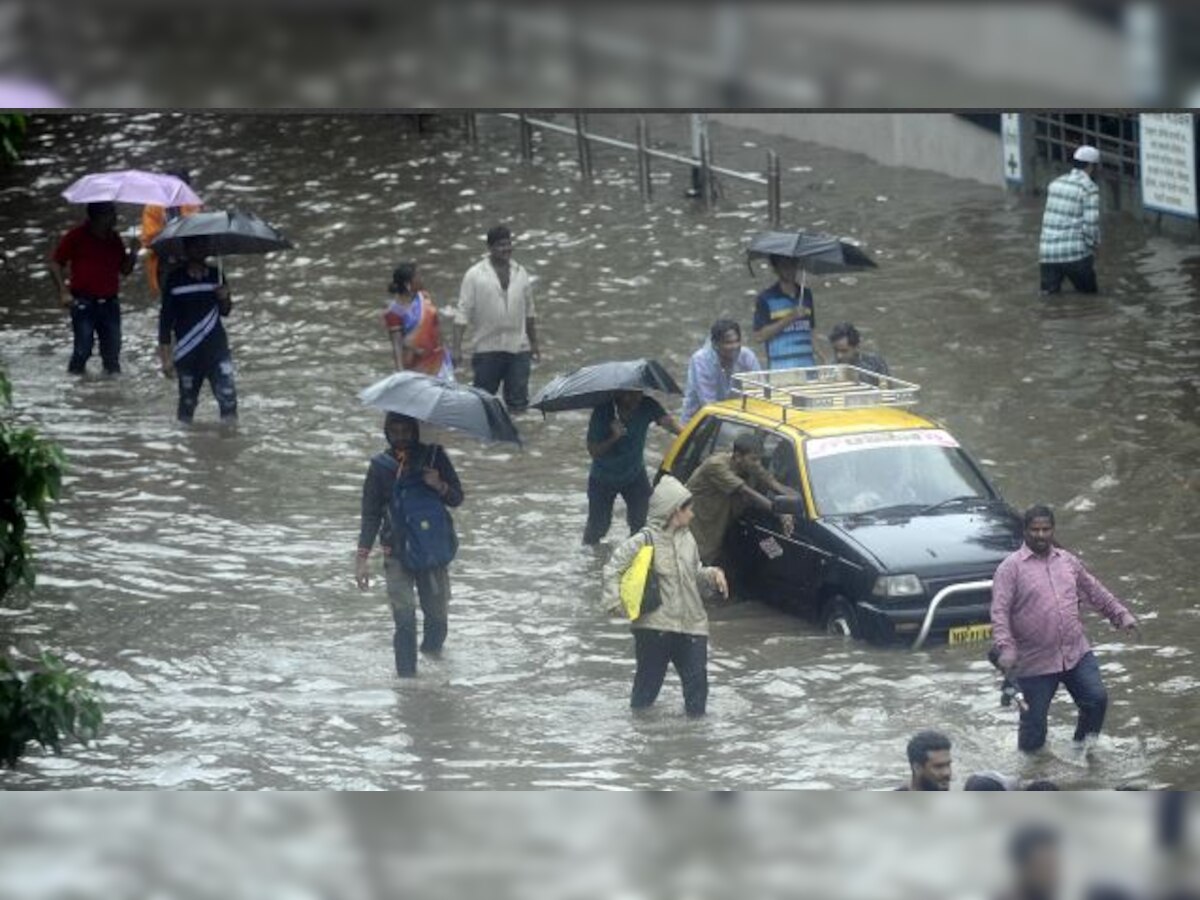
[732,365,920,411]
[466,113,783,226]
[912,580,994,651]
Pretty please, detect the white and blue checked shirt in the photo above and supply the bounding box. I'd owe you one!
[1038,169,1100,264]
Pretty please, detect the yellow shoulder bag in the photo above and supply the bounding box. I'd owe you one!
[618,531,662,620]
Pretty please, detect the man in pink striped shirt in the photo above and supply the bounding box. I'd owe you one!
[991,505,1139,754]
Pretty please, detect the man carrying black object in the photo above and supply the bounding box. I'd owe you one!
[355,412,463,677]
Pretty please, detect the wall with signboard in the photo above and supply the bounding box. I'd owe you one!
[1139,113,1198,220]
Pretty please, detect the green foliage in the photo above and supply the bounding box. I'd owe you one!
[0,114,27,165]
[0,369,66,600]
[0,366,99,769]
[0,652,102,768]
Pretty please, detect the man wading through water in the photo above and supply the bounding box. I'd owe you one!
[355,412,463,677]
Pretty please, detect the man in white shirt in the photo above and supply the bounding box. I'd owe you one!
[452,225,541,412]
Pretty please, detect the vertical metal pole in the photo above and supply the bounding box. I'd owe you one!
[575,112,592,185]
[689,113,708,197]
[518,113,533,162]
[464,113,478,146]
[767,149,782,227]
[699,132,713,211]
[636,116,651,201]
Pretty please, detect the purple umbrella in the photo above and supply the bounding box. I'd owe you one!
[61,170,203,207]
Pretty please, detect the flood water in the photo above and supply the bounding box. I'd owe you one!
[1,113,1197,790]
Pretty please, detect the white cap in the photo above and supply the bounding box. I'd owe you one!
[1073,145,1100,164]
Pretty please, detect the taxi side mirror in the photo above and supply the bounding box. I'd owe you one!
[772,495,805,517]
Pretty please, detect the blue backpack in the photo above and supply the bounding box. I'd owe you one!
[377,446,458,571]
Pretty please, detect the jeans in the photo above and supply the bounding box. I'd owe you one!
[1040,256,1097,294]
[631,628,709,716]
[68,296,121,374]
[383,556,450,676]
[582,471,652,545]
[471,350,532,411]
[1016,651,1108,753]
[177,352,238,423]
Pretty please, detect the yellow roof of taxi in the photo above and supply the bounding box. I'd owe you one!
[707,397,937,439]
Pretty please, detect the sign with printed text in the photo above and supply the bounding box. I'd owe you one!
[806,429,960,460]
[1139,113,1198,219]
[1001,113,1023,184]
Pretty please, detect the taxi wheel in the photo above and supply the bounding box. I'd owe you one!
[823,596,859,639]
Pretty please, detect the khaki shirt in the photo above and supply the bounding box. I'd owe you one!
[686,453,770,564]
[455,257,536,354]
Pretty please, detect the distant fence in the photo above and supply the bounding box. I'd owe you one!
[463,113,783,227]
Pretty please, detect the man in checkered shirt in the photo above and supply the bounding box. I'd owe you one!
[1038,145,1101,294]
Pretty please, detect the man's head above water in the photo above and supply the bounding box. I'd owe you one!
[906,729,952,790]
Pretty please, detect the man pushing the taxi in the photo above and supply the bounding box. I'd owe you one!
[685,433,796,568]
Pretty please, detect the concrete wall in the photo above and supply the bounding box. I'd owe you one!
[709,113,1004,187]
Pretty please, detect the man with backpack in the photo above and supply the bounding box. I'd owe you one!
[355,412,464,677]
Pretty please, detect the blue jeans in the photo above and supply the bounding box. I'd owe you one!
[631,629,709,716]
[68,296,121,374]
[383,557,450,677]
[583,471,652,545]
[176,352,238,422]
[471,351,531,411]
[1016,651,1108,753]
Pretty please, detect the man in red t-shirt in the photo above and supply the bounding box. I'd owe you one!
[48,202,139,375]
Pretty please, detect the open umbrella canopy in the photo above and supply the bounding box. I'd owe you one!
[747,230,877,275]
[360,371,521,445]
[150,209,292,258]
[531,359,682,413]
[62,170,202,207]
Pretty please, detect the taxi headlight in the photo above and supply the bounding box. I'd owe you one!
[872,574,925,598]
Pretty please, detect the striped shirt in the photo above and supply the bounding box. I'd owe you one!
[158,264,230,364]
[1038,169,1100,264]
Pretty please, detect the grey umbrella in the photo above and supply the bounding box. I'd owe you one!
[531,359,682,413]
[360,371,521,444]
[149,209,293,257]
[746,230,877,275]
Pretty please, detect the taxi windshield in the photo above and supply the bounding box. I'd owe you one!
[806,431,992,517]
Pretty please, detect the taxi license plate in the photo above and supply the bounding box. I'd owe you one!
[948,624,992,645]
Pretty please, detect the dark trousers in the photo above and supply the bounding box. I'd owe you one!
[1016,651,1108,753]
[176,352,238,423]
[1040,256,1097,294]
[631,628,709,716]
[68,296,121,374]
[583,471,652,545]
[471,350,532,411]
[384,557,450,676]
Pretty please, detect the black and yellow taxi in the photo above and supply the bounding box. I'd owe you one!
[658,366,1021,648]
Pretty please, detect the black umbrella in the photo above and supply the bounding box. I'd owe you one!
[360,371,521,444]
[149,209,293,258]
[531,359,682,413]
[746,230,877,275]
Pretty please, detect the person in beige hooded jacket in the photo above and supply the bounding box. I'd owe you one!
[604,474,727,716]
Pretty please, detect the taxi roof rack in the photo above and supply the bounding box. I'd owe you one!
[731,365,920,412]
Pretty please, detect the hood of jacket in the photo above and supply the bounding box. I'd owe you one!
[649,475,692,530]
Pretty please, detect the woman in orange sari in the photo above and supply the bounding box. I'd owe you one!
[383,263,453,379]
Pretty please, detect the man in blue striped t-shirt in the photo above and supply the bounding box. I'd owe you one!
[1038,145,1101,295]
[158,237,238,423]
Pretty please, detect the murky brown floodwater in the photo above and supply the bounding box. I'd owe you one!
[1,113,1197,790]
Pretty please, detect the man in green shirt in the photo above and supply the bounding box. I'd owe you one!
[685,433,795,566]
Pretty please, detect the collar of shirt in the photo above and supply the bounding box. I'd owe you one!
[1017,543,1060,562]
